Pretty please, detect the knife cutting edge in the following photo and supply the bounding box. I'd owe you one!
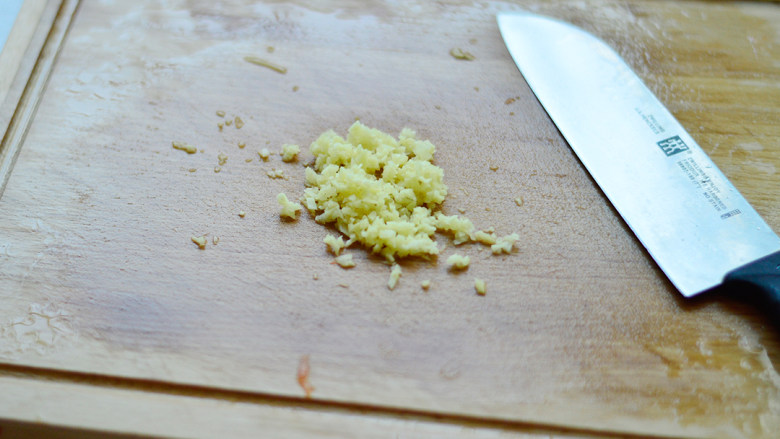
[497,12,780,317]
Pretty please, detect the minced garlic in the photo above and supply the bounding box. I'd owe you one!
[238,141,246,149]
[244,56,288,74]
[474,230,496,245]
[474,278,486,295]
[235,117,244,129]
[281,144,300,162]
[435,212,474,245]
[172,141,197,154]
[191,236,207,249]
[218,153,228,166]
[277,193,301,219]
[258,148,270,161]
[491,233,520,255]
[421,280,431,290]
[216,110,226,117]
[387,264,402,290]
[446,254,470,270]
[267,169,285,179]
[334,253,355,268]
[323,234,346,255]
[303,121,477,262]
[449,48,475,60]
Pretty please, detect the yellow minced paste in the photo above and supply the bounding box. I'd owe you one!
[491,233,520,255]
[277,193,301,219]
[323,234,346,255]
[387,264,402,290]
[334,253,355,268]
[281,144,300,162]
[446,254,470,270]
[302,121,475,262]
[474,278,486,295]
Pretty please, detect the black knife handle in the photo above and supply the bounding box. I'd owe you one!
[724,250,780,323]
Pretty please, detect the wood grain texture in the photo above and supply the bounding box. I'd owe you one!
[0,1,779,438]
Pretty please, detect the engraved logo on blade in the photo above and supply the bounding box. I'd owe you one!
[658,136,689,156]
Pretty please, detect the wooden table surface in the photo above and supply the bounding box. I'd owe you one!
[0,1,779,438]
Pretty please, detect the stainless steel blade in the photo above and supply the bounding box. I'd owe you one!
[497,12,780,296]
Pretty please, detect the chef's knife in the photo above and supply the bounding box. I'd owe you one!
[497,12,780,315]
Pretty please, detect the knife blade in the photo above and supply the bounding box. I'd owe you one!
[497,12,780,312]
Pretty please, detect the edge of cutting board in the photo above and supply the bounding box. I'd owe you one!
[0,0,78,199]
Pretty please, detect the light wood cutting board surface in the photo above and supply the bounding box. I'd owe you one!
[1,1,779,438]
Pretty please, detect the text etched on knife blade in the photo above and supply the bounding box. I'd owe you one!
[677,157,739,219]
[635,107,666,135]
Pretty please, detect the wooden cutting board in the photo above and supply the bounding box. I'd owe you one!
[1,1,779,437]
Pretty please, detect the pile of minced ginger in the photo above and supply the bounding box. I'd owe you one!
[277,121,518,294]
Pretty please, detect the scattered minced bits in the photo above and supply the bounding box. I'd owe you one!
[191,236,207,249]
[212,236,220,245]
[258,148,270,161]
[172,141,197,154]
[225,119,233,126]
[449,48,475,60]
[218,153,228,166]
[447,254,470,270]
[277,192,301,219]
[474,230,497,245]
[214,166,221,173]
[334,253,355,268]
[238,211,246,218]
[216,110,226,117]
[514,197,524,207]
[267,169,286,179]
[235,117,244,129]
[323,234,346,255]
[238,141,246,149]
[421,280,431,290]
[244,55,288,74]
[387,264,402,290]
[281,144,300,162]
[474,278,486,295]
[491,233,520,255]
